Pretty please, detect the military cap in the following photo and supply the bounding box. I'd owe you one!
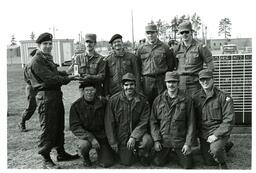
[145,24,158,32]
[122,73,136,82]
[178,21,193,33]
[109,34,122,44]
[85,33,97,42]
[79,81,96,89]
[198,69,213,79]
[36,32,53,44]
[165,71,180,82]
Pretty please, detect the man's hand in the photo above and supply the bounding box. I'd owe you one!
[207,135,218,143]
[154,141,162,152]
[81,74,92,81]
[127,137,136,151]
[68,74,81,80]
[110,144,118,153]
[91,138,100,150]
[181,144,191,155]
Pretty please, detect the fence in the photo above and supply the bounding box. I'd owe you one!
[213,54,252,125]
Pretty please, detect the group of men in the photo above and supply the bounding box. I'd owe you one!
[19,21,235,169]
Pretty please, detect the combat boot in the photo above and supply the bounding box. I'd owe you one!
[225,141,234,153]
[83,158,92,167]
[219,162,228,169]
[42,153,61,169]
[56,147,79,161]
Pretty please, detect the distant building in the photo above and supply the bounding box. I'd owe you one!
[19,39,74,67]
[207,38,252,53]
[7,44,21,64]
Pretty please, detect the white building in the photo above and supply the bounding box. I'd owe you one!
[20,39,74,67]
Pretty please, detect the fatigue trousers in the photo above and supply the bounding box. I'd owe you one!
[153,147,193,169]
[78,138,114,167]
[118,133,153,166]
[36,90,65,155]
[21,84,37,121]
[179,75,201,96]
[142,75,166,106]
[199,137,229,166]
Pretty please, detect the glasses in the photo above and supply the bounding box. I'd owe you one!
[180,31,190,35]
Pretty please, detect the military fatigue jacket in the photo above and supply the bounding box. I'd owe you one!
[150,90,195,148]
[28,50,70,91]
[69,96,107,142]
[192,87,235,139]
[71,51,105,83]
[104,51,141,96]
[173,39,213,75]
[136,39,176,76]
[105,91,150,146]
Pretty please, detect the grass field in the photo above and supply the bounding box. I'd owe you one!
[7,64,251,169]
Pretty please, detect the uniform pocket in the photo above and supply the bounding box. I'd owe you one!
[188,51,200,65]
[210,103,222,120]
[89,63,98,74]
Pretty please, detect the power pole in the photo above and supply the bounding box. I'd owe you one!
[131,9,135,50]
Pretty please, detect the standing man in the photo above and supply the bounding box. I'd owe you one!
[150,71,195,169]
[28,33,79,169]
[192,69,235,169]
[105,73,153,166]
[69,33,105,96]
[136,24,176,106]
[173,21,214,96]
[18,49,38,132]
[104,34,141,97]
[69,82,114,167]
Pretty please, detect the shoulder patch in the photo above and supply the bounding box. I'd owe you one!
[226,96,231,102]
[202,44,207,48]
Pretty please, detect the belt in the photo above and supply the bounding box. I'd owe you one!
[180,73,198,76]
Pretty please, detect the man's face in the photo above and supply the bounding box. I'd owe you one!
[123,81,136,96]
[39,41,52,54]
[83,86,96,101]
[199,77,214,90]
[146,31,158,44]
[166,80,179,93]
[85,40,96,52]
[180,30,192,42]
[112,38,123,51]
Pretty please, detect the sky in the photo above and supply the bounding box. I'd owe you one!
[1,0,255,46]
[1,0,256,171]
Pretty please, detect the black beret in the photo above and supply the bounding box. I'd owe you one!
[109,34,122,44]
[36,32,53,44]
